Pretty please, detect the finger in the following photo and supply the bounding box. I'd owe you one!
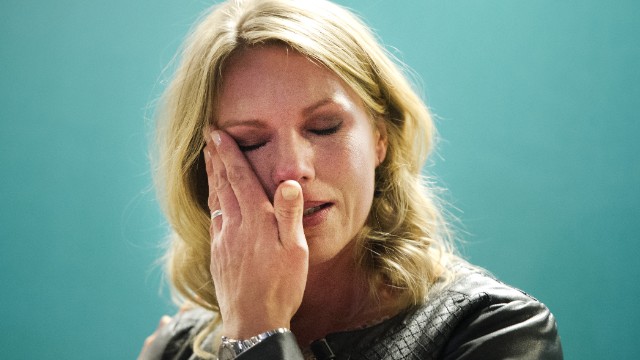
[204,147,223,231]
[142,316,171,351]
[143,333,156,348]
[158,315,172,328]
[138,315,172,360]
[204,147,216,204]
[211,130,271,219]
[139,333,156,359]
[209,136,241,224]
[203,126,218,187]
[273,180,306,250]
[204,127,222,224]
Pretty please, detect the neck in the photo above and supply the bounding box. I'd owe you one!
[290,245,396,346]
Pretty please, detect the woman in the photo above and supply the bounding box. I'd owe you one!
[140,0,562,359]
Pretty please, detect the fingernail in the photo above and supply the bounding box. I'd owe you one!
[282,184,300,200]
[211,131,221,147]
[159,315,172,327]
[204,149,211,161]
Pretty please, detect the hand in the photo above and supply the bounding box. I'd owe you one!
[137,303,191,359]
[204,129,309,339]
[137,315,172,359]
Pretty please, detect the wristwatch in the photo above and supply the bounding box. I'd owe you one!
[218,328,290,360]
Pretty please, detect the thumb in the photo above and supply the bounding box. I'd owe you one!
[274,180,305,249]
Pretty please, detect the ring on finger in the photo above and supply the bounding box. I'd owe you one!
[210,209,223,220]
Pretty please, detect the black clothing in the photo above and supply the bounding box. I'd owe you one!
[143,263,562,359]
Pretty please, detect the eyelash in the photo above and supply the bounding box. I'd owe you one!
[238,123,342,152]
[310,124,341,136]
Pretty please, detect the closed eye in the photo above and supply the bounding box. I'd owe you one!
[238,142,266,152]
[310,123,341,136]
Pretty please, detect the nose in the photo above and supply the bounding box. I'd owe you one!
[271,132,315,186]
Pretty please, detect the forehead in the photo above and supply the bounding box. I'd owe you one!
[216,45,362,121]
[220,46,334,96]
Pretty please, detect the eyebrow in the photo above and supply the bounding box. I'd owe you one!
[218,119,264,130]
[220,97,341,129]
[302,97,336,116]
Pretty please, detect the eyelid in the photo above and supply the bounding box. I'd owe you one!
[310,124,341,135]
[237,142,265,152]
[229,133,266,152]
[235,118,342,151]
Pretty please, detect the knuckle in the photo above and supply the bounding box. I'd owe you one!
[214,170,229,190]
[210,233,227,254]
[284,240,308,259]
[276,205,302,219]
[291,241,308,255]
[226,164,248,184]
[144,335,155,346]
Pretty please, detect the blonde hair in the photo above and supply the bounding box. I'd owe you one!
[154,0,455,355]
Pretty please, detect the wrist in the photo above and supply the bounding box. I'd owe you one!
[218,328,291,360]
[222,317,291,340]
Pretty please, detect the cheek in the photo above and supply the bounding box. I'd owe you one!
[347,131,378,172]
[243,151,274,195]
[321,134,378,194]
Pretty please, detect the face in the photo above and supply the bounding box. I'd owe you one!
[216,46,387,265]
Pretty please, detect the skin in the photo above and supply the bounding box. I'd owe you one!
[203,45,389,346]
[138,304,191,359]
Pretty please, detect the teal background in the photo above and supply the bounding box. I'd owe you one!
[1,0,638,358]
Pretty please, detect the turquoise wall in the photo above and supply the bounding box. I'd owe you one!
[1,1,638,358]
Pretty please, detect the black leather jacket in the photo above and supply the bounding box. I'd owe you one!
[143,263,563,359]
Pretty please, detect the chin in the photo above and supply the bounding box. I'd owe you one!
[305,234,357,268]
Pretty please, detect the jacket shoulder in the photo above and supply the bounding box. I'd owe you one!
[440,264,563,359]
[358,263,563,359]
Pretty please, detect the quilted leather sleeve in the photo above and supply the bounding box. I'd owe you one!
[353,264,563,360]
[440,297,563,359]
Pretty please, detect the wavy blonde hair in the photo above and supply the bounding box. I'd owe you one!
[154,0,455,356]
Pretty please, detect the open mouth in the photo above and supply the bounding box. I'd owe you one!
[303,203,331,217]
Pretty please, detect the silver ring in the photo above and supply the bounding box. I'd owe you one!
[211,209,223,220]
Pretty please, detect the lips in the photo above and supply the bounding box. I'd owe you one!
[303,204,328,216]
[302,201,332,227]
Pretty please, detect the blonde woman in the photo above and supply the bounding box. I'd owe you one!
[139,0,562,359]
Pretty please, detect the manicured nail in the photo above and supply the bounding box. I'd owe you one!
[211,131,221,147]
[282,184,300,200]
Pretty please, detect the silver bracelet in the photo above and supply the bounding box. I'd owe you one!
[218,328,291,360]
